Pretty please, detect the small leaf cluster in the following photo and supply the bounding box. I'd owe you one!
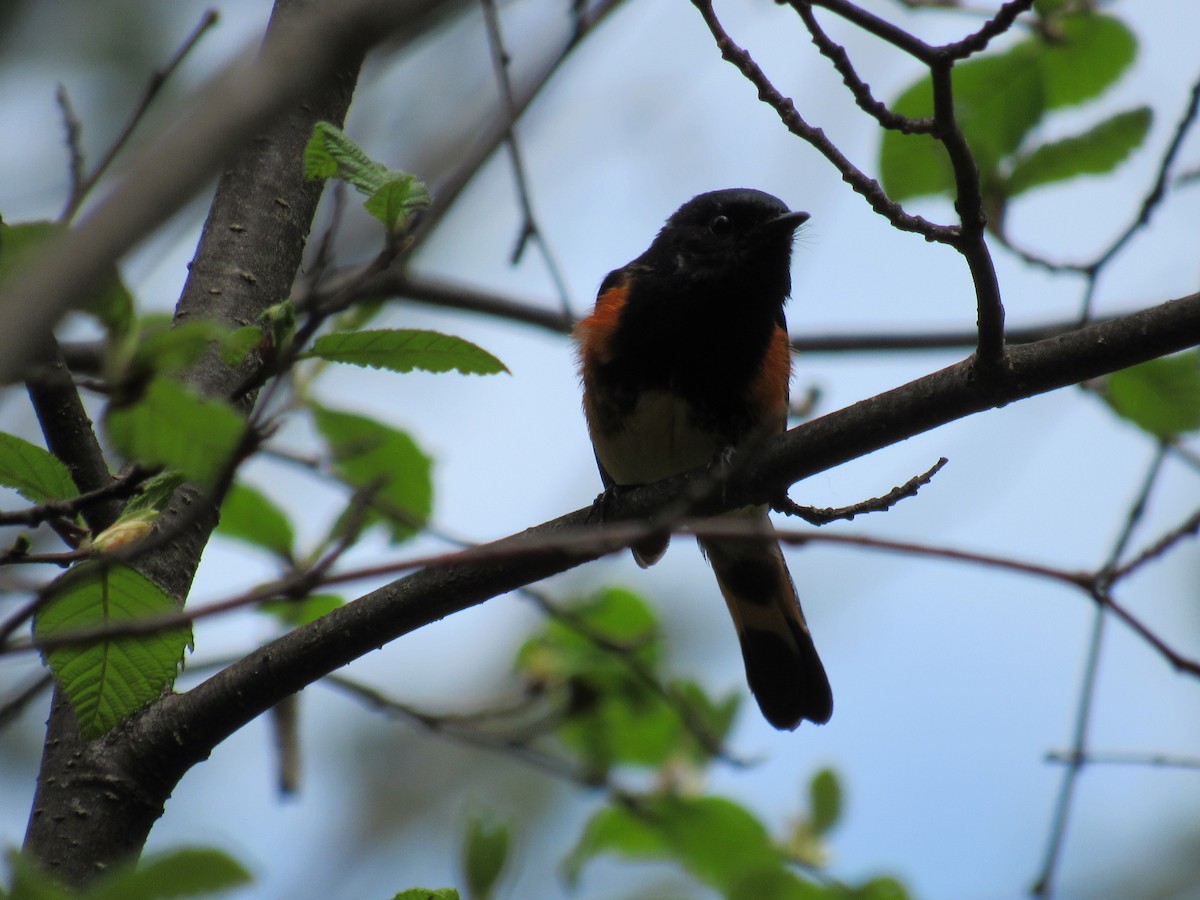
[304,121,431,237]
[881,9,1150,227]
[502,589,907,899]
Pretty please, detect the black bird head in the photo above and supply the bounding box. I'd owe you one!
[641,188,809,295]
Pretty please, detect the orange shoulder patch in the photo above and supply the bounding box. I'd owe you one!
[747,324,793,424]
[573,277,629,368]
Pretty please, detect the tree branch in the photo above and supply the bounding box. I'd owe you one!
[120,290,1200,790]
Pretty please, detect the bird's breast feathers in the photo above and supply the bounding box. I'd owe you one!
[589,388,720,486]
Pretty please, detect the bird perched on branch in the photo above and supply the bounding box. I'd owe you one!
[575,188,832,730]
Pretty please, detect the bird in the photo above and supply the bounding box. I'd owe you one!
[574,188,832,730]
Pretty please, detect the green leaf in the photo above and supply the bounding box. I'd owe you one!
[363,175,432,234]
[87,846,252,900]
[1038,15,1137,110]
[951,48,1046,178]
[564,795,785,892]
[304,122,376,185]
[461,814,510,900]
[808,769,842,837]
[1007,107,1151,197]
[34,562,191,739]
[1101,353,1200,438]
[260,593,344,628]
[881,47,1044,202]
[217,482,295,561]
[312,405,432,543]
[0,433,78,503]
[303,122,429,234]
[306,329,509,376]
[123,472,188,515]
[517,588,661,682]
[879,80,951,202]
[390,890,460,900]
[106,379,245,492]
[671,679,741,755]
[517,588,689,772]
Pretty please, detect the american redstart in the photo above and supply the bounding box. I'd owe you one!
[575,188,832,730]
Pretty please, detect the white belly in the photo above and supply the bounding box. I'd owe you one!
[592,389,720,486]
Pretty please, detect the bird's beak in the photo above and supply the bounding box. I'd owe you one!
[759,209,811,236]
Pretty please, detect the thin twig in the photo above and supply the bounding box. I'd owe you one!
[794,4,935,134]
[803,0,938,63]
[926,55,1006,363]
[1078,72,1200,320]
[1111,507,1200,583]
[324,674,610,787]
[480,0,575,317]
[0,467,152,529]
[1031,442,1169,898]
[691,0,956,244]
[306,267,1125,352]
[776,457,947,524]
[1045,750,1200,770]
[55,84,86,201]
[939,0,1035,61]
[60,9,220,221]
[0,672,53,730]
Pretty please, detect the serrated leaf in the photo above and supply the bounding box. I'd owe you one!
[260,593,344,628]
[34,562,191,739]
[106,379,245,492]
[307,329,508,376]
[1007,107,1151,196]
[1101,353,1200,438]
[303,122,429,234]
[363,176,432,234]
[87,846,252,900]
[809,769,842,837]
[1039,15,1137,110]
[391,890,459,900]
[0,433,78,503]
[312,405,432,543]
[564,795,785,892]
[304,122,382,188]
[217,482,295,561]
[462,814,510,900]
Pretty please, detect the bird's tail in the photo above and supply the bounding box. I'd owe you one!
[699,517,832,730]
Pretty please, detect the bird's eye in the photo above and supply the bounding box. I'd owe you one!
[708,214,732,236]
